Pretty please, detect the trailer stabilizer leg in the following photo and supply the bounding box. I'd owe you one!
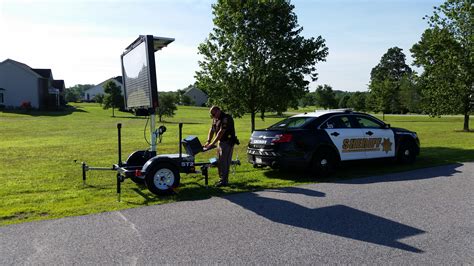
[117,173,122,202]
[82,162,87,186]
[201,165,209,188]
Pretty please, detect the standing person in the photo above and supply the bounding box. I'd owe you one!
[203,106,238,187]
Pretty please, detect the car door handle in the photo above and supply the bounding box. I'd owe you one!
[365,131,374,136]
[331,132,340,137]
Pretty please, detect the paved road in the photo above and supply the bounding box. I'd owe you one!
[1,163,473,264]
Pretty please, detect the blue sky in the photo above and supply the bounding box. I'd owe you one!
[0,0,443,92]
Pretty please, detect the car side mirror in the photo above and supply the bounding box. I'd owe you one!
[384,124,391,129]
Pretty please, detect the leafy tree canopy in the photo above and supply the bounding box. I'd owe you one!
[369,47,412,114]
[411,0,472,131]
[157,93,177,122]
[65,84,93,102]
[103,80,124,117]
[196,0,328,131]
[315,84,338,109]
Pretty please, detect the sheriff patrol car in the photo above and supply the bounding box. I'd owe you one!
[247,109,420,177]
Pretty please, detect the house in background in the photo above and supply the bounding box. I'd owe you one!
[83,76,123,102]
[183,86,208,106]
[0,59,65,110]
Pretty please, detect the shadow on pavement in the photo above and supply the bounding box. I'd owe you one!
[335,163,463,184]
[226,187,424,253]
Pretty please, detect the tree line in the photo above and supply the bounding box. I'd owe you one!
[64,83,197,121]
[196,0,472,131]
[65,0,471,131]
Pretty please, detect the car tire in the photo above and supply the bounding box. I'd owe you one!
[311,148,337,178]
[145,163,180,196]
[397,141,416,164]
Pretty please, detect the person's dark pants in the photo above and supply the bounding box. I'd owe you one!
[217,141,234,184]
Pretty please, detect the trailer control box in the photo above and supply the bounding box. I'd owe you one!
[182,136,203,156]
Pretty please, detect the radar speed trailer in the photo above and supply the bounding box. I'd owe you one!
[80,35,239,200]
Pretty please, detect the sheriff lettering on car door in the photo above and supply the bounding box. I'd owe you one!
[322,114,395,161]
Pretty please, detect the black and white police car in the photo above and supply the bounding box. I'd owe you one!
[247,109,420,177]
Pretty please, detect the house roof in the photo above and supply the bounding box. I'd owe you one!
[0,58,43,78]
[113,76,122,84]
[32,68,53,79]
[52,80,65,90]
[84,76,123,93]
[184,86,207,96]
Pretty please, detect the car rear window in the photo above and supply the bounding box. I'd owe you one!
[269,117,314,129]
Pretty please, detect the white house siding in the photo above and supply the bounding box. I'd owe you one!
[84,78,123,101]
[0,61,40,108]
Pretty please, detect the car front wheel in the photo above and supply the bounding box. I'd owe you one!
[397,141,416,164]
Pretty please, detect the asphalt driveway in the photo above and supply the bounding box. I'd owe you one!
[1,163,473,264]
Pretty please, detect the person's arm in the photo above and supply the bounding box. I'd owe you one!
[208,128,225,147]
[205,126,215,146]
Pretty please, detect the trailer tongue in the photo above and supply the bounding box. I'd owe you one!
[81,122,240,201]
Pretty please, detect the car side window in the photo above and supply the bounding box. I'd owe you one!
[322,116,351,129]
[355,116,384,128]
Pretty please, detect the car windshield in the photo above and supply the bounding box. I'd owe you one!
[269,117,314,129]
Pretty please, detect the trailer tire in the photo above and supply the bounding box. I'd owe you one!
[145,162,180,196]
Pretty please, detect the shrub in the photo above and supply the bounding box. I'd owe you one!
[20,101,32,111]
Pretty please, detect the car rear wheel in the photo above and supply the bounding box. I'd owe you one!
[397,141,416,164]
[311,148,337,178]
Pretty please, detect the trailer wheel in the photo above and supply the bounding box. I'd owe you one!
[145,163,180,196]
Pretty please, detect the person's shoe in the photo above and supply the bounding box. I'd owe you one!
[214,181,228,187]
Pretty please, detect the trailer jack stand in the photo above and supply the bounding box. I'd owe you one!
[117,173,125,202]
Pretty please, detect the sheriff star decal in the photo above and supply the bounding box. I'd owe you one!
[382,138,393,153]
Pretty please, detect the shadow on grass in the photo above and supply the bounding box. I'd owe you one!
[89,148,472,208]
[1,105,87,116]
[160,121,204,125]
[112,115,147,120]
[261,147,473,184]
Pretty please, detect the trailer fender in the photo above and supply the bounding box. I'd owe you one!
[142,156,180,174]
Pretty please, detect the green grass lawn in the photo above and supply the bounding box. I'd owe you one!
[0,103,473,226]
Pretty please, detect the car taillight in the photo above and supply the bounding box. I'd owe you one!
[272,134,293,143]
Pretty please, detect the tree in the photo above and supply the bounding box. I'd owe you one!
[157,93,177,122]
[102,80,124,117]
[347,91,368,112]
[93,94,104,106]
[411,0,472,131]
[399,73,422,113]
[315,85,337,109]
[300,92,316,107]
[338,94,351,109]
[368,47,412,117]
[181,95,195,106]
[196,0,328,132]
[65,84,93,102]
